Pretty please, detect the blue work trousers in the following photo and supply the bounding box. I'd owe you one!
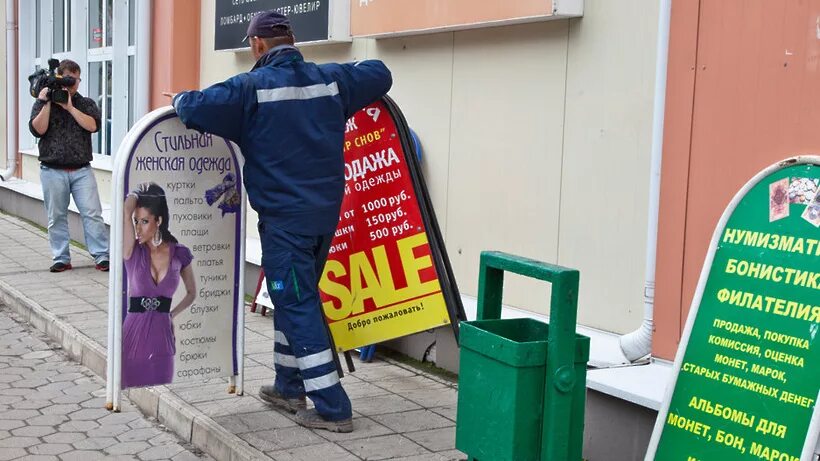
[259,219,352,421]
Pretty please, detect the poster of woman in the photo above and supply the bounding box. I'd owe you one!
[121,182,196,388]
[106,109,243,403]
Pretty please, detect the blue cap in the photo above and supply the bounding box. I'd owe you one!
[243,11,291,42]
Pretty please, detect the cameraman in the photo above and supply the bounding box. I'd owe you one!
[29,59,109,273]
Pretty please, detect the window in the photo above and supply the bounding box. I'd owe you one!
[53,0,71,53]
[19,0,147,162]
[128,0,136,127]
[87,61,106,155]
[128,0,136,46]
[88,0,114,155]
[88,0,110,49]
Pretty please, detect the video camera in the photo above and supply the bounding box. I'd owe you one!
[28,58,76,104]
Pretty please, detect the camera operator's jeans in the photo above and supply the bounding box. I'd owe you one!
[40,165,109,265]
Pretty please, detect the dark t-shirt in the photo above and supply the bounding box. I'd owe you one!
[29,93,102,169]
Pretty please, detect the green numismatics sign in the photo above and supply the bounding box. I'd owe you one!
[646,157,820,461]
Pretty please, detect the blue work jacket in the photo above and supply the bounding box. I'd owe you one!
[173,46,392,235]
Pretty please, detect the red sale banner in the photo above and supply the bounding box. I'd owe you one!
[319,98,463,351]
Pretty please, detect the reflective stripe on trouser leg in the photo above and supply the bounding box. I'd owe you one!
[304,370,340,392]
[274,330,289,346]
[271,310,304,398]
[274,351,298,368]
[296,349,334,370]
[273,329,297,368]
[260,222,352,421]
[299,349,340,392]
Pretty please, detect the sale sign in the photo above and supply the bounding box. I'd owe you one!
[319,98,463,351]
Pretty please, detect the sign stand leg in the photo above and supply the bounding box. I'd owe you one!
[323,318,346,376]
[113,307,122,413]
[236,197,247,397]
[105,267,116,410]
[250,270,265,314]
[111,193,123,413]
[344,351,356,372]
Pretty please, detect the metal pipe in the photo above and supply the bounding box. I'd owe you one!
[105,182,116,408]
[236,165,247,396]
[2,0,18,181]
[619,0,673,361]
[111,127,129,412]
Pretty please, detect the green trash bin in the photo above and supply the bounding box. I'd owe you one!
[455,252,591,461]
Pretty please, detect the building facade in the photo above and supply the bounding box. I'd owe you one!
[2,1,818,459]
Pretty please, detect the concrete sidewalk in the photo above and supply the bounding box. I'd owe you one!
[0,212,465,461]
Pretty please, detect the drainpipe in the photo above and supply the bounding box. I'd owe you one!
[1,0,18,181]
[619,0,673,361]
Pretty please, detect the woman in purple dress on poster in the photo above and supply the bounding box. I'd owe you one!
[122,183,196,388]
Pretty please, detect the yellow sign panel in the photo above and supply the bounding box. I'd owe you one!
[321,232,451,351]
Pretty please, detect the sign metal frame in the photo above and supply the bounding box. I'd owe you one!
[382,96,466,337]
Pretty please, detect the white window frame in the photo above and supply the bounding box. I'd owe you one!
[17,0,149,171]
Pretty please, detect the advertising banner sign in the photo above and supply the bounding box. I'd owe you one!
[107,108,246,409]
[647,157,820,461]
[319,97,463,352]
[350,0,582,38]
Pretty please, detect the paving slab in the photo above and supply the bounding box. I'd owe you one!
[0,309,212,461]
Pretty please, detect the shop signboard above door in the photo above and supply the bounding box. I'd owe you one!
[214,0,351,51]
[351,0,583,38]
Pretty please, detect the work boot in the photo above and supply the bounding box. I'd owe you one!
[258,385,306,414]
[295,408,353,433]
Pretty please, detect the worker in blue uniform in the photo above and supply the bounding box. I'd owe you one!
[172,11,392,433]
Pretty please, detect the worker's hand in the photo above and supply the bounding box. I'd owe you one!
[162,92,177,99]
